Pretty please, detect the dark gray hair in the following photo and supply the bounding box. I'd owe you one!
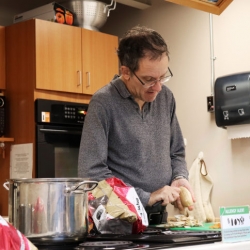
[117,25,170,72]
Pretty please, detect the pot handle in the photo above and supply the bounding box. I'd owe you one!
[66,180,98,193]
[3,181,9,191]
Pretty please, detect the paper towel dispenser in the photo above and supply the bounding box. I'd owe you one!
[214,72,250,127]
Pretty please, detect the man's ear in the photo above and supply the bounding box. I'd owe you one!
[120,66,131,81]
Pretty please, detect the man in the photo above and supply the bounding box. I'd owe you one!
[78,26,195,222]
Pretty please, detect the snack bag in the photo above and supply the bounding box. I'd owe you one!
[88,177,148,234]
[0,215,37,250]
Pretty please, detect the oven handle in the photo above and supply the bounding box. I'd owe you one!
[40,128,82,135]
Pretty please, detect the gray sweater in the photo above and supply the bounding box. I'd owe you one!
[78,75,188,206]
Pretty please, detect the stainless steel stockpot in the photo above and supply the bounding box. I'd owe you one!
[3,178,98,244]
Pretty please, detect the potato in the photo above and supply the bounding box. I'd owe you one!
[179,186,193,207]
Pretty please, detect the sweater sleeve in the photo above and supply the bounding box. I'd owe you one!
[134,187,151,207]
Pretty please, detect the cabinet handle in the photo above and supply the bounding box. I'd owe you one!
[86,72,90,88]
[77,70,82,87]
[40,128,82,135]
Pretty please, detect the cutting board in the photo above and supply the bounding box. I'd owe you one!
[152,222,221,231]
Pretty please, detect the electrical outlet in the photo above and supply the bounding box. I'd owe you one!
[207,96,214,112]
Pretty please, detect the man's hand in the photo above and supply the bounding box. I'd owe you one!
[171,178,196,211]
[148,185,181,207]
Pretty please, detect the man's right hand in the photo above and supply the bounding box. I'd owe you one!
[148,185,181,207]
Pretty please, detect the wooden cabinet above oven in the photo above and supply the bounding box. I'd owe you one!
[6,19,119,95]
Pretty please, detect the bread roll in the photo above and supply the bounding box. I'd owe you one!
[180,186,193,207]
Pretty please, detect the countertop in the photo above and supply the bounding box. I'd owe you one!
[167,240,250,250]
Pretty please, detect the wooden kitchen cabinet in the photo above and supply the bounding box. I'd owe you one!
[81,29,119,95]
[165,0,233,15]
[35,20,82,93]
[0,26,5,89]
[35,19,118,94]
[7,19,118,95]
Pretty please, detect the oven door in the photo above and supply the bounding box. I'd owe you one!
[36,124,83,178]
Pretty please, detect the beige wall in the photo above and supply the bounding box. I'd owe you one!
[102,0,250,218]
[1,0,249,218]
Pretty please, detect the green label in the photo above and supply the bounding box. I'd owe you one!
[220,206,249,216]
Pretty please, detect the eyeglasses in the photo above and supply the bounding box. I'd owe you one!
[133,67,173,88]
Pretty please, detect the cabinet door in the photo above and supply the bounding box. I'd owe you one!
[0,26,5,89]
[35,19,82,93]
[81,29,119,95]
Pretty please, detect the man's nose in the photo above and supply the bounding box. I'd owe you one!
[151,79,162,91]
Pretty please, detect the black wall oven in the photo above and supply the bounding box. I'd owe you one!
[35,99,88,178]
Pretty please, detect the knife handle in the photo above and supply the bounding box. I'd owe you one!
[153,200,163,207]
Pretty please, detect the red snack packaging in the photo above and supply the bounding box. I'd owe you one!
[106,177,148,233]
[0,216,31,250]
[88,177,148,234]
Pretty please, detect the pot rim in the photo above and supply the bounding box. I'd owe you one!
[6,178,96,183]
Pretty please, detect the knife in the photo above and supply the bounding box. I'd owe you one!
[153,200,163,207]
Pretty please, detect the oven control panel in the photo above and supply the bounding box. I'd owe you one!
[63,105,87,122]
[35,99,88,125]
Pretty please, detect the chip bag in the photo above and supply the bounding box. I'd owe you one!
[0,216,37,250]
[88,177,148,234]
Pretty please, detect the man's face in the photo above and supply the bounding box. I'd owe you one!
[128,53,169,104]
